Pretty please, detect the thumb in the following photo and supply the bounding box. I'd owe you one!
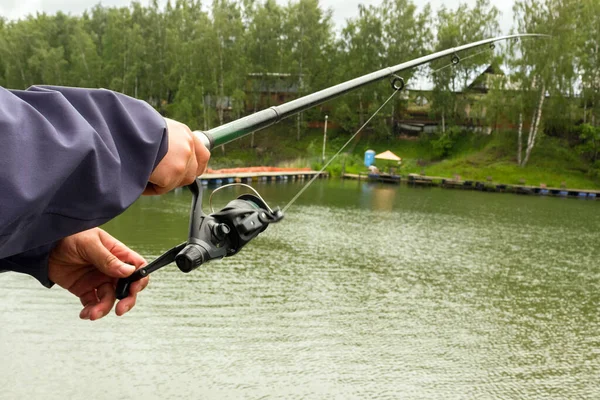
[83,238,136,278]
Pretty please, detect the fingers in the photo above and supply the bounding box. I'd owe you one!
[79,231,136,279]
[69,269,112,298]
[145,118,211,195]
[192,132,210,176]
[182,146,199,188]
[142,183,161,196]
[79,290,99,319]
[55,228,152,321]
[98,230,147,269]
[98,229,150,316]
[80,290,99,307]
[79,282,116,321]
[153,136,194,193]
[115,276,149,317]
[77,275,150,320]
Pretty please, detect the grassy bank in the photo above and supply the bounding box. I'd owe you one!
[209,123,600,190]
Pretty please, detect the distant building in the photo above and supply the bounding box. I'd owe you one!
[397,64,506,135]
[466,64,505,93]
[245,72,301,111]
[204,94,233,111]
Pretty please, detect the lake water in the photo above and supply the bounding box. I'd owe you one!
[1,180,599,399]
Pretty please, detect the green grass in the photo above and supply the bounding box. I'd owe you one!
[208,124,600,190]
[404,133,598,189]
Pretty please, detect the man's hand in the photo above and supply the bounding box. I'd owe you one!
[48,228,149,321]
[144,118,210,195]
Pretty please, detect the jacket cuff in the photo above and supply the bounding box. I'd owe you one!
[0,243,56,288]
[154,116,169,170]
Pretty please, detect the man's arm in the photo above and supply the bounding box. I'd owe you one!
[0,85,169,284]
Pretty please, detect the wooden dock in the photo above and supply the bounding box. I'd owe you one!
[201,170,328,185]
[342,173,599,200]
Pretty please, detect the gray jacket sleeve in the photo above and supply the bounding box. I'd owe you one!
[0,86,169,287]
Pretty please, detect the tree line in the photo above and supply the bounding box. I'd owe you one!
[0,0,598,167]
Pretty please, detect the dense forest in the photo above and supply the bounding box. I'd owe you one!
[0,0,599,172]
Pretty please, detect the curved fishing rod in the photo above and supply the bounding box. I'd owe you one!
[116,33,549,300]
[194,33,548,150]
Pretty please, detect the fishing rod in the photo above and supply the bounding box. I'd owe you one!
[116,33,548,300]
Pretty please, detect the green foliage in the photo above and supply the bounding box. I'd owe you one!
[331,102,359,133]
[577,124,600,164]
[430,126,462,158]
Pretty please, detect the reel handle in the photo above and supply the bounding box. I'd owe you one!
[115,268,149,300]
[115,242,187,300]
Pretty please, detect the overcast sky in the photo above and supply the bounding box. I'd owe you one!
[0,0,516,33]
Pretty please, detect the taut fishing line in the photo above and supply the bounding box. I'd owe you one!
[281,80,404,214]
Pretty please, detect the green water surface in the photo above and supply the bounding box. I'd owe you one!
[1,180,598,399]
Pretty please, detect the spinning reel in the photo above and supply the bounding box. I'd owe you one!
[116,178,284,299]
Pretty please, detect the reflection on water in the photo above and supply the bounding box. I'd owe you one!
[361,184,398,212]
[1,180,599,399]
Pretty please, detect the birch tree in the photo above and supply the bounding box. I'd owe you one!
[512,0,578,167]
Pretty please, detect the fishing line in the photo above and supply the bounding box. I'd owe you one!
[432,61,457,74]
[281,81,404,214]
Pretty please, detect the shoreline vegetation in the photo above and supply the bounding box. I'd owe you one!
[210,124,600,190]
